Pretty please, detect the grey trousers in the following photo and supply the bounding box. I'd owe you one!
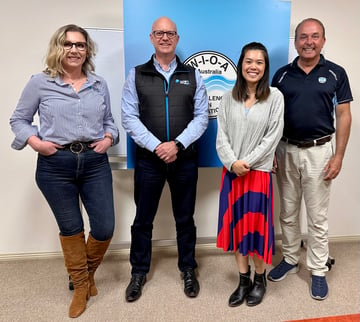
[275,140,333,275]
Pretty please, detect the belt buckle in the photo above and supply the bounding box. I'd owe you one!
[70,142,84,154]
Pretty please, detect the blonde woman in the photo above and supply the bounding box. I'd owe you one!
[10,24,119,318]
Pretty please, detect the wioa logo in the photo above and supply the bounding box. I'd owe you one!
[184,51,237,119]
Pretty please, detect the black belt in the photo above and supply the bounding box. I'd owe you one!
[61,141,94,153]
[281,135,332,148]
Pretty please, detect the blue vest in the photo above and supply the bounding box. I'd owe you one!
[135,57,197,159]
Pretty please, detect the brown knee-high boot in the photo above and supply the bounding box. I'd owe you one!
[59,232,90,318]
[86,233,112,296]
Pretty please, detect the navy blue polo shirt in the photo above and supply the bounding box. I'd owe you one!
[271,55,353,141]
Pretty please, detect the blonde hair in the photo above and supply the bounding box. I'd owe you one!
[44,24,96,77]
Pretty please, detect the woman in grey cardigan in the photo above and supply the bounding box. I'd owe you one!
[216,42,284,307]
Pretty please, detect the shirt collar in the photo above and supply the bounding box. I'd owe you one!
[291,54,326,69]
[152,55,177,72]
[51,72,100,86]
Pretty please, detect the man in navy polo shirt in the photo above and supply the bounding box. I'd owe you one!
[267,18,352,300]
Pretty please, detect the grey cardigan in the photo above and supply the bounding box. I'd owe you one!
[216,87,284,172]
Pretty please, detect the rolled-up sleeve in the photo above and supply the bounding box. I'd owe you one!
[10,76,40,150]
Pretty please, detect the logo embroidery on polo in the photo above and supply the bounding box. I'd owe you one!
[318,77,327,84]
[184,51,237,119]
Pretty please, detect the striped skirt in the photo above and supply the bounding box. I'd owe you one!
[216,167,275,264]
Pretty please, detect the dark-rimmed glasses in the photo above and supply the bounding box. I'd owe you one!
[63,41,87,51]
[152,30,177,39]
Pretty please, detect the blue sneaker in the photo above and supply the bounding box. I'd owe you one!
[310,275,328,300]
[267,258,299,281]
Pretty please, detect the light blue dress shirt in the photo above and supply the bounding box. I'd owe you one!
[10,72,119,150]
[121,55,208,152]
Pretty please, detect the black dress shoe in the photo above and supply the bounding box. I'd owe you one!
[183,269,200,298]
[125,274,146,302]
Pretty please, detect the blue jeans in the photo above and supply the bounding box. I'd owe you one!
[35,150,115,241]
[130,156,198,275]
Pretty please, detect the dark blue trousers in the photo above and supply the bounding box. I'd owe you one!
[35,150,115,241]
[130,156,198,275]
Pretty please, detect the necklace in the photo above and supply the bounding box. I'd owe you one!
[63,75,86,92]
[63,73,85,84]
[68,77,84,85]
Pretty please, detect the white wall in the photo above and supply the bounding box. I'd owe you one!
[1,0,359,257]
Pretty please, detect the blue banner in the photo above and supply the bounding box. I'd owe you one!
[123,0,291,167]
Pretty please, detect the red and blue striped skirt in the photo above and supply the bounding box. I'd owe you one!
[216,168,275,264]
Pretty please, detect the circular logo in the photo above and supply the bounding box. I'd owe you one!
[184,51,237,118]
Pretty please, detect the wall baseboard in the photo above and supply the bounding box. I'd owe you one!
[0,234,359,262]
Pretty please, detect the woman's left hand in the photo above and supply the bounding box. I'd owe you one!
[231,160,250,176]
[90,138,112,153]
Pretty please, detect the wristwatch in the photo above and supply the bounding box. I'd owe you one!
[104,134,113,145]
[174,140,184,150]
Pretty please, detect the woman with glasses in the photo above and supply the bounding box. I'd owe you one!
[216,42,284,307]
[10,24,119,318]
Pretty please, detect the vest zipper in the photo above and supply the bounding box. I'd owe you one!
[164,79,170,141]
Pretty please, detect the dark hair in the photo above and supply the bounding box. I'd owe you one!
[295,18,325,40]
[232,42,270,102]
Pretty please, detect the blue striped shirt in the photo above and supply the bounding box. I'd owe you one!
[121,56,208,152]
[10,72,119,150]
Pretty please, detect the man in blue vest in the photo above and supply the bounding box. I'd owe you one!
[121,16,208,302]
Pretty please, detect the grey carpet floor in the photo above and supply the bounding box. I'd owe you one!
[0,240,359,322]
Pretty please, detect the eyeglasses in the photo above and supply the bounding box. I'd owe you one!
[63,41,87,51]
[152,30,177,39]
